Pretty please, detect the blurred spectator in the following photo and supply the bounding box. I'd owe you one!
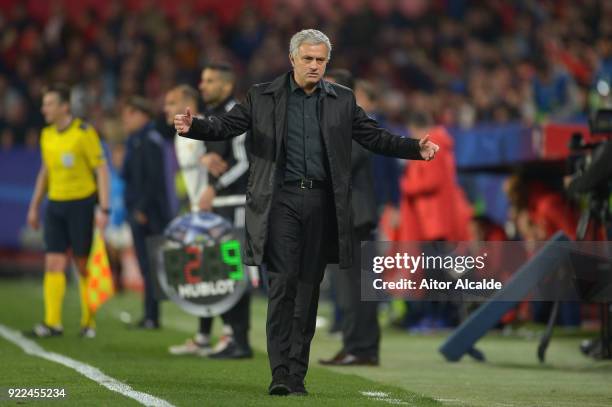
[1,128,15,151]
[504,174,578,240]
[24,127,39,150]
[590,35,612,109]
[1,0,611,146]
[469,215,507,242]
[530,57,580,123]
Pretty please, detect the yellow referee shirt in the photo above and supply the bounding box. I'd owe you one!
[40,118,105,201]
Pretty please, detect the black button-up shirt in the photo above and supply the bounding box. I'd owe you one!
[284,75,328,182]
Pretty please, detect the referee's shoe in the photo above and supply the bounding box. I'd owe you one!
[28,323,63,338]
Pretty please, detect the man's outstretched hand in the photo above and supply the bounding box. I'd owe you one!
[419,134,439,161]
[174,107,193,134]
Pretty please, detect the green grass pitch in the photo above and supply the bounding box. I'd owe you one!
[1,278,611,406]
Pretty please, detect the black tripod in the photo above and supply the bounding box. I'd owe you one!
[537,190,611,362]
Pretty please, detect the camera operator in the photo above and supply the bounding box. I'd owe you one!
[564,116,612,360]
[566,140,612,199]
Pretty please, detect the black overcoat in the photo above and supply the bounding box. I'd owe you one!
[181,72,422,267]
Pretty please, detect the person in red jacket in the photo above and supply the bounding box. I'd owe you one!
[398,112,471,243]
[504,175,578,240]
[398,111,472,330]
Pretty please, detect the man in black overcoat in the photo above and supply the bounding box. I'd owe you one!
[175,29,439,396]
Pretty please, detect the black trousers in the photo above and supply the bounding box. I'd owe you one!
[335,228,380,358]
[129,220,159,323]
[265,185,333,380]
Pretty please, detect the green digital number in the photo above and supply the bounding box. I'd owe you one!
[202,245,226,280]
[221,240,243,280]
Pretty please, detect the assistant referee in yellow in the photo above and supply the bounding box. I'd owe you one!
[27,83,110,338]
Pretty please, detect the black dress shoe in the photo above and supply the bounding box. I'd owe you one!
[268,370,291,396]
[289,375,308,396]
[319,350,347,365]
[209,341,253,359]
[321,353,379,366]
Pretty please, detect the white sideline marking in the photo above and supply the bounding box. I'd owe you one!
[435,398,464,405]
[0,324,175,407]
[362,391,390,398]
[360,390,411,405]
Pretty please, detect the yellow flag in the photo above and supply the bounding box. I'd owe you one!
[86,229,115,313]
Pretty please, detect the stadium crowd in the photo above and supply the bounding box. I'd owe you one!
[1,0,612,149]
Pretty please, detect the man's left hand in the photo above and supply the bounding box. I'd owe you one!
[174,107,193,134]
[419,134,439,161]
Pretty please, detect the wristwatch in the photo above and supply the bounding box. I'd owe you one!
[99,207,111,215]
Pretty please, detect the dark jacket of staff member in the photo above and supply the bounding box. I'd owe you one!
[174,29,438,396]
[199,65,252,359]
[319,69,381,367]
[122,96,170,328]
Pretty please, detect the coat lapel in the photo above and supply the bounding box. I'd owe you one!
[263,73,290,160]
[318,80,337,147]
[273,91,288,160]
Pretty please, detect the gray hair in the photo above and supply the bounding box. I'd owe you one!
[289,29,332,60]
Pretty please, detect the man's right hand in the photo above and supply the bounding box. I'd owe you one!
[201,153,228,177]
[174,107,193,134]
[27,207,40,230]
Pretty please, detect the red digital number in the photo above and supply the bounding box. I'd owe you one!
[183,245,202,284]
